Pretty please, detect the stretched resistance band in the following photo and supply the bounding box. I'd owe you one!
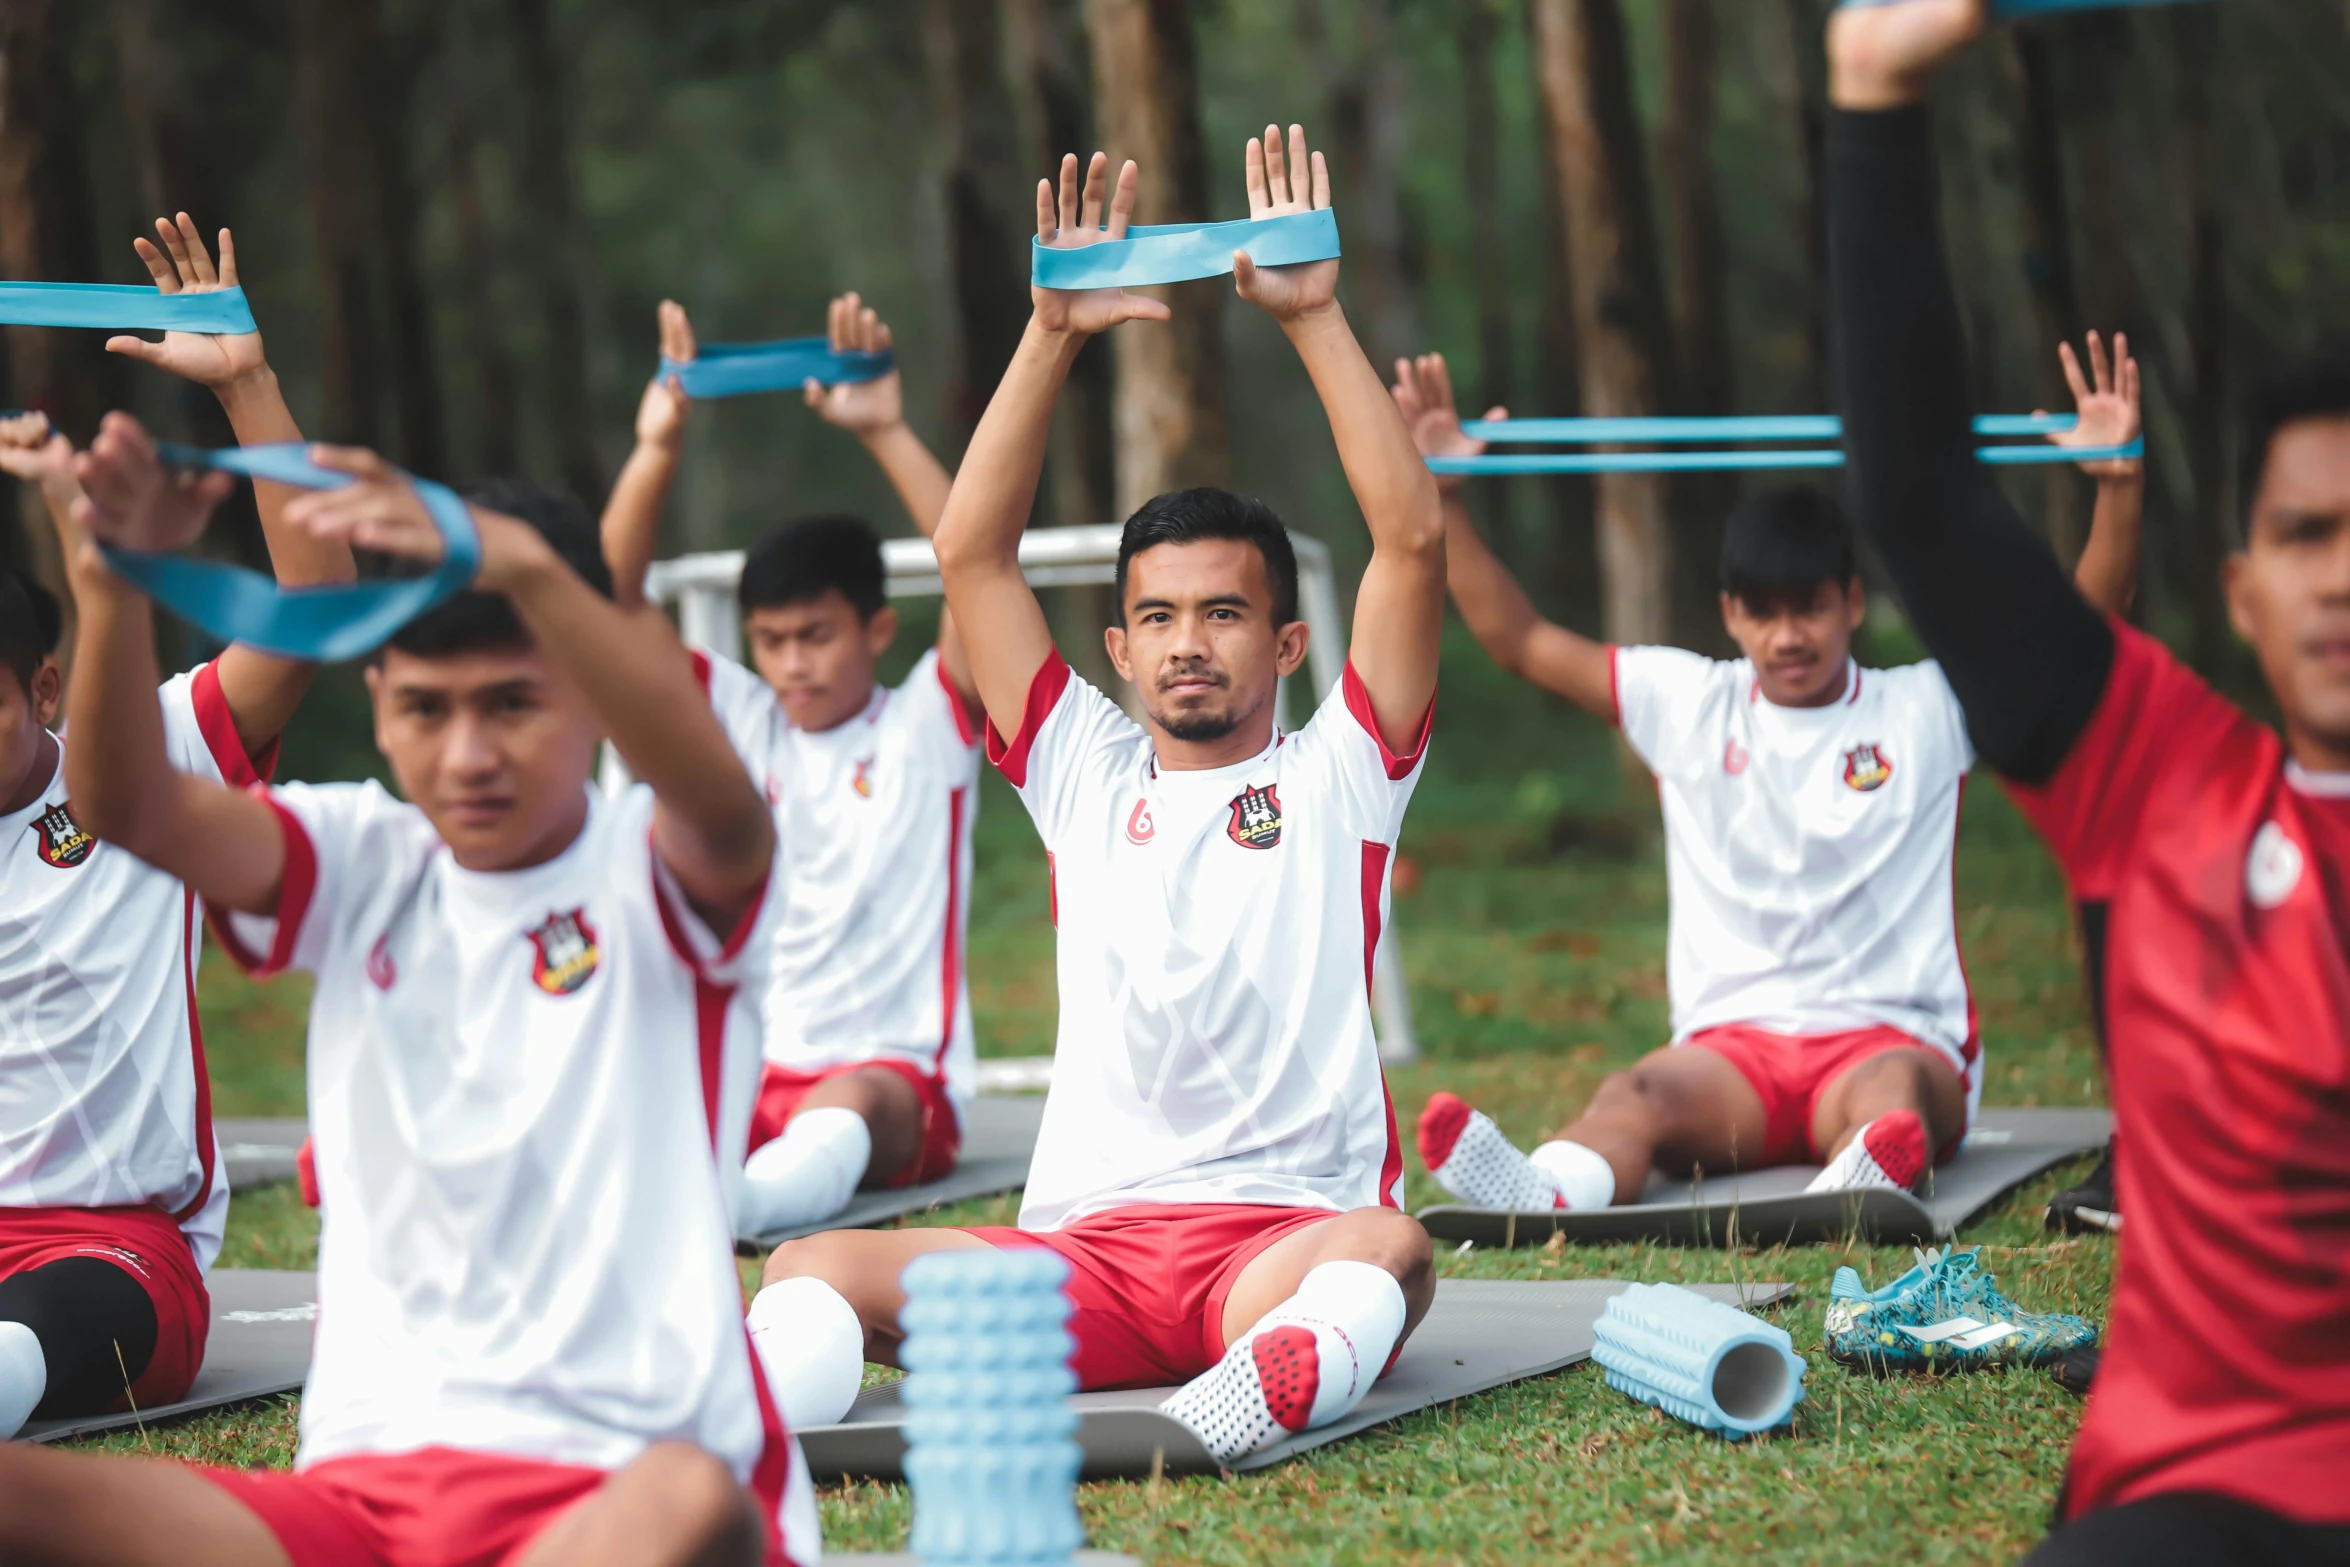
[101,442,480,663]
[1433,412,2140,475]
[659,337,892,400]
[1843,0,2202,14]
[1032,208,1341,290]
[0,282,255,334]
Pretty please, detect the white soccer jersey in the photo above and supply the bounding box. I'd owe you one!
[1613,647,1982,1105]
[0,662,261,1271]
[993,652,1424,1231]
[696,647,980,1112]
[215,783,817,1557]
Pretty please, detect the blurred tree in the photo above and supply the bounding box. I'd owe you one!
[362,0,444,477]
[1660,0,1733,653]
[1300,0,1415,369]
[447,114,521,477]
[294,0,382,449]
[1457,0,1513,422]
[1083,0,1229,515]
[1754,0,1828,412]
[2171,1,2229,677]
[1522,0,1592,616]
[507,0,601,503]
[1530,0,1677,650]
[2005,25,2086,563]
[108,0,216,227]
[925,0,1029,443]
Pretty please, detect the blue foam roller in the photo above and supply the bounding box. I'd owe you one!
[900,1250,1085,1567]
[1591,1282,1806,1440]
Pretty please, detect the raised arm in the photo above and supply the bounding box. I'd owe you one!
[1825,0,2110,784]
[2046,330,2145,616]
[106,215,353,751]
[288,449,774,928]
[932,152,1168,740]
[600,300,697,613]
[1233,126,1444,749]
[1390,352,1614,719]
[802,292,978,713]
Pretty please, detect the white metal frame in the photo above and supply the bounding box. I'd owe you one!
[622,525,1420,1065]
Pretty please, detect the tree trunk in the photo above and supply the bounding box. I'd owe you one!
[1081,0,1229,516]
[926,0,1031,445]
[2172,4,2230,677]
[1530,0,1678,650]
[1524,0,1593,622]
[448,121,521,477]
[294,0,383,449]
[1459,0,1513,421]
[361,5,446,477]
[1660,0,1734,653]
[2004,28,2085,562]
[1299,0,1415,368]
[107,0,215,227]
[1759,0,1829,411]
[507,0,602,503]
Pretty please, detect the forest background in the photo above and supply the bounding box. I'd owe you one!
[1,0,2346,782]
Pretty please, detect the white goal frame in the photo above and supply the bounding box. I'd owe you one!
[619,524,1420,1065]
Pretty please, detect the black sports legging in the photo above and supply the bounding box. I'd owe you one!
[2025,1493,2350,1567]
[0,1255,160,1417]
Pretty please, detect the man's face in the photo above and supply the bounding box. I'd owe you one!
[366,644,602,871]
[1720,579,1865,708]
[745,591,894,734]
[2229,415,2350,762]
[0,659,61,807]
[1105,539,1307,745]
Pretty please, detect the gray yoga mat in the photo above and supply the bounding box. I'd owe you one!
[1417,1106,2112,1249]
[748,1093,1047,1249]
[218,1117,308,1190]
[797,1276,1793,1481]
[17,1268,314,1443]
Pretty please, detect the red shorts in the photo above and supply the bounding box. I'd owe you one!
[1684,1022,1965,1165]
[0,1204,209,1407]
[746,1060,961,1188]
[966,1204,1338,1390]
[198,1447,608,1567]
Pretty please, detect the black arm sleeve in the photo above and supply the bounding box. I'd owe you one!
[1827,106,2112,784]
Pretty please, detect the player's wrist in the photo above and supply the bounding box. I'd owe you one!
[1277,299,1349,341]
[470,508,561,593]
[211,362,282,412]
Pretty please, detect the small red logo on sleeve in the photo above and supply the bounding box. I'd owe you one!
[365,934,398,991]
[526,908,601,996]
[1226,783,1283,849]
[852,757,874,799]
[1723,738,1749,775]
[30,801,93,868]
[1125,798,1155,845]
[1841,743,1893,792]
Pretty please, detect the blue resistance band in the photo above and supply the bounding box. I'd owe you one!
[659,337,892,400]
[1428,439,2142,476]
[0,282,256,334]
[1032,208,1341,290]
[1461,413,2080,443]
[101,442,481,663]
[1842,0,2202,14]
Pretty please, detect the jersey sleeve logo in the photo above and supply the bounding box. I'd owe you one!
[526,908,602,996]
[1723,738,1749,775]
[30,801,94,868]
[365,933,398,991]
[1226,783,1283,850]
[2246,821,2304,909]
[1126,798,1156,845]
[851,757,874,799]
[1841,743,1893,792]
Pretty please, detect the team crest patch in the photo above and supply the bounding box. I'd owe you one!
[1226,783,1283,850]
[1841,743,1893,793]
[526,908,601,996]
[30,800,93,868]
[852,757,874,799]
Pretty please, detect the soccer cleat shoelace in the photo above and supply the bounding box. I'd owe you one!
[1824,1246,2098,1375]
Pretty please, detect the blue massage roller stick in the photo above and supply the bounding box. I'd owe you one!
[1592,1282,1808,1440]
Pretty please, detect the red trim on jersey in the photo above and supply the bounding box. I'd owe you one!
[1360,841,1389,1002]
[1046,849,1058,928]
[1846,664,1864,706]
[1948,778,1981,1068]
[1606,645,1623,728]
[208,791,320,979]
[689,648,713,696]
[649,839,770,1148]
[188,659,279,787]
[933,786,967,1074]
[936,654,981,749]
[743,1329,800,1566]
[1376,1076,1405,1210]
[171,887,219,1225]
[1340,661,1433,781]
[985,649,1071,788]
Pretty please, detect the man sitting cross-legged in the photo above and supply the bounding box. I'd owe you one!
[0,215,350,1440]
[602,293,985,1241]
[1390,339,2142,1211]
[748,126,1441,1463]
[0,418,817,1567]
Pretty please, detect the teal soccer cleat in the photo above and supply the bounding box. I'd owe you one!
[1824,1247,2097,1375]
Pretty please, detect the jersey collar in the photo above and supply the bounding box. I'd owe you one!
[2284,760,2350,799]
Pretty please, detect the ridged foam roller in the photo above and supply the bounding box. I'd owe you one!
[1591,1282,1807,1439]
[899,1249,1085,1566]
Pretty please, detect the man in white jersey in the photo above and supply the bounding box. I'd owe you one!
[1385,344,2146,1211]
[601,294,984,1239]
[0,216,350,1439]
[0,421,817,1567]
[747,126,1443,1465]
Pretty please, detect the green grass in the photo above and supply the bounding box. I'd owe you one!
[110,628,2113,1564]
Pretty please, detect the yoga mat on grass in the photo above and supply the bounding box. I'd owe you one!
[1418,1107,2112,1250]
[17,1269,313,1443]
[219,1117,308,1189]
[796,1277,1793,1481]
[744,1093,1047,1249]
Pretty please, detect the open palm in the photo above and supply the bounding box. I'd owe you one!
[2042,331,2141,480]
[1031,152,1171,336]
[105,214,267,390]
[1233,124,1337,321]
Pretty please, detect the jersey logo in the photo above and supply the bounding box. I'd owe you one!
[30,800,93,868]
[851,757,874,798]
[1226,783,1283,850]
[526,908,601,996]
[365,933,398,991]
[1126,798,1155,845]
[2246,821,2304,909]
[1723,738,1749,775]
[1841,743,1893,793]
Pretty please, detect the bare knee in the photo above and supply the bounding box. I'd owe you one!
[759,1231,859,1294]
[1320,1209,1435,1309]
[624,1444,761,1567]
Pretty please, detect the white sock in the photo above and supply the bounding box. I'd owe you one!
[1161,1260,1406,1464]
[748,1276,867,1431]
[739,1106,872,1239]
[1529,1139,1617,1211]
[1418,1093,1571,1210]
[0,1320,45,1438]
[1803,1110,1928,1194]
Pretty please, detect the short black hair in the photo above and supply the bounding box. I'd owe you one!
[2240,347,2350,543]
[1116,487,1300,626]
[1718,486,1857,609]
[0,571,62,690]
[739,514,886,619]
[383,478,612,659]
